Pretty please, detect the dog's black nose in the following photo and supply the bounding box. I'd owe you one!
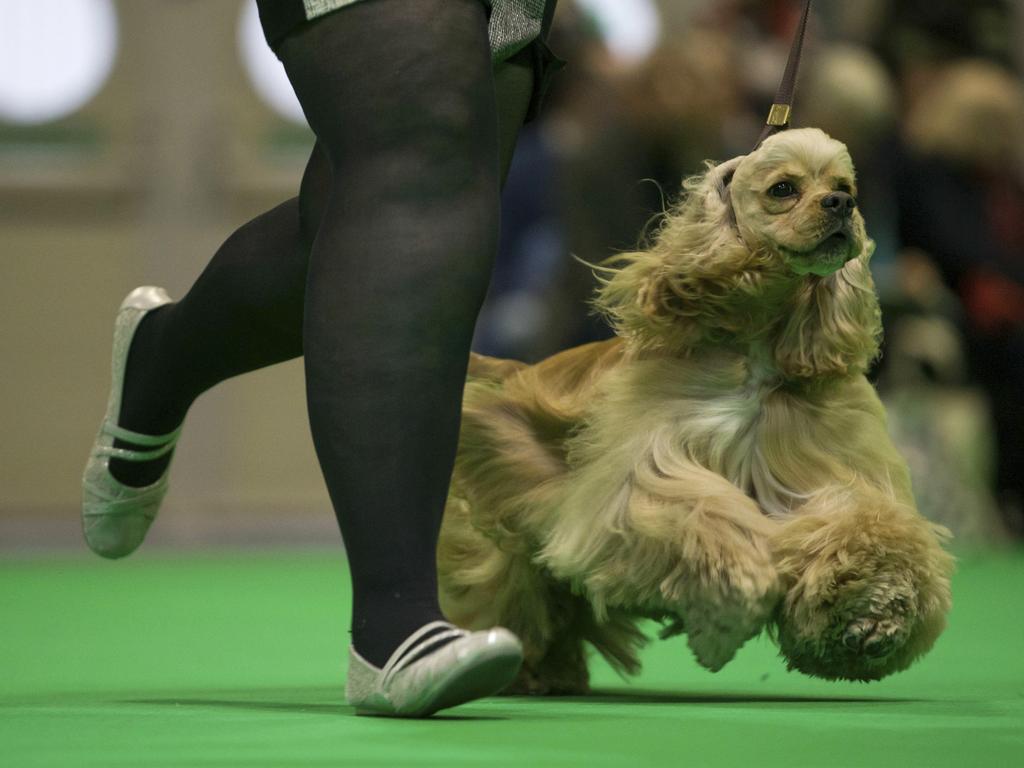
[821,192,856,216]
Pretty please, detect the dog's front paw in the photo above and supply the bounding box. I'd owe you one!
[777,573,924,680]
[772,503,953,681]
[841,615,905,660]
[661,544,781,671]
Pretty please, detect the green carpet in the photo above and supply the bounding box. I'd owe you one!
[2,549,1021,767]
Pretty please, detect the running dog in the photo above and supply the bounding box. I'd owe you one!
[438,128,954,693]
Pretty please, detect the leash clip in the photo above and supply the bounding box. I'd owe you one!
[766,103,792,128]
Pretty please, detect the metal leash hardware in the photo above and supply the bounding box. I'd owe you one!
[754,0,813,148]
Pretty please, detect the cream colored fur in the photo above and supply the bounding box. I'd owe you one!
[438,128,954,692]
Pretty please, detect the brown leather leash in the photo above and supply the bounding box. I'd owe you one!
[754,0,813,148]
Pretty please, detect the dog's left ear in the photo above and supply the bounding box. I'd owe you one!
[704,156,742,229]
[593,154,750,354]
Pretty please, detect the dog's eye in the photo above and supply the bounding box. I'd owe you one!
[769,181,798,198]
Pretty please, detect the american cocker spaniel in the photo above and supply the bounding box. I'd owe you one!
[438,128,954,693]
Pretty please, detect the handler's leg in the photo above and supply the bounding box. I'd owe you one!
[278,0,505,666]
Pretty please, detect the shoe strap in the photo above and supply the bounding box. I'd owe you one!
[96,421,183,462]
[380,621,468,686]
[95,442,177,462]
[103,421,183,446]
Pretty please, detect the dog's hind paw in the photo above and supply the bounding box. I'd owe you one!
[502,662,590,696]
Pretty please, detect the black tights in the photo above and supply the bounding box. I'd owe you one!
[110,0,537,667]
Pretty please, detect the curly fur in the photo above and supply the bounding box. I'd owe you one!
[437,128,954,692]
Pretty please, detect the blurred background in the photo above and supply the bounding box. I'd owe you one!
[2,0,1023,554]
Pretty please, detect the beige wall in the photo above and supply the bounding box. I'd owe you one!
[0,1,335,549]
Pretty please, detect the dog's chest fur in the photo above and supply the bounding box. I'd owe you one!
[569,347,792,516]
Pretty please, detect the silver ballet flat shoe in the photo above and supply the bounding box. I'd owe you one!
[82,286,181,559]
[346,621,523,717]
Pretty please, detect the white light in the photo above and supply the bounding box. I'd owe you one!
[0,0,118,125]
[575,0,661,63]
[238,1,308,126]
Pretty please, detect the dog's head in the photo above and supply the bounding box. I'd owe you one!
[730,128,868,278]
[594,127,880,376]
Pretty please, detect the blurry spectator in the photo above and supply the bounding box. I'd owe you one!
[800,45,899,159]
[878,252,1008,545]
[896,59,1024,533]
[877,0,1018,90]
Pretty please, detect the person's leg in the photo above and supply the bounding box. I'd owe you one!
[275,0,508,667]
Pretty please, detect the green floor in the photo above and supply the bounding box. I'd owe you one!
[2,549,1022,767]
